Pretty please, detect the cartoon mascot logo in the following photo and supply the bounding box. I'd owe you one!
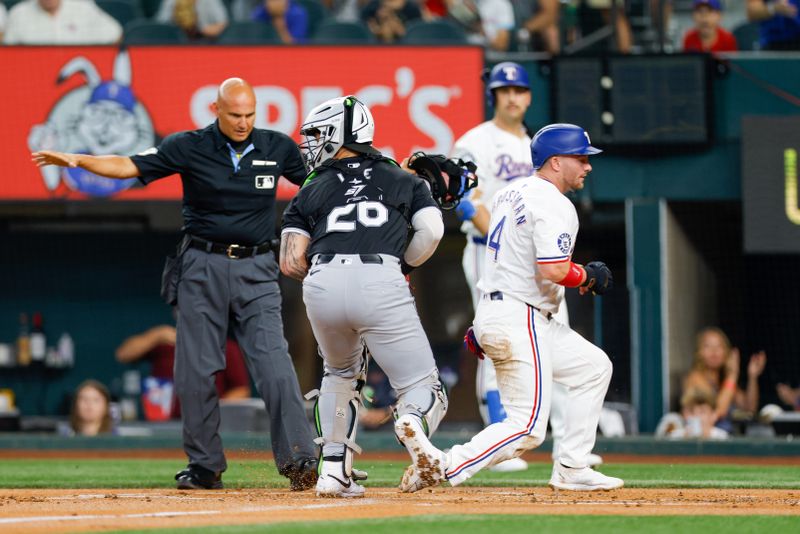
[28,49,156,197]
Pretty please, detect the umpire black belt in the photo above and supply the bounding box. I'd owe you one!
[313,254,384,265]
[189,237,271,259]
[486,291,553,321]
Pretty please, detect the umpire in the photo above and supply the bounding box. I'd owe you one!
[32,78,319,491]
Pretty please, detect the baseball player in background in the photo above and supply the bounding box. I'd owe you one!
[280,96,448,498]
[452,62,601,471]
[397,123,623,492]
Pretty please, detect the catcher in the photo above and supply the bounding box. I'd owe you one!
[279,95,474,497]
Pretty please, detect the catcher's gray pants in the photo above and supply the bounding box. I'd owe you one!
[175,247,316,474]
[302,254,439,452]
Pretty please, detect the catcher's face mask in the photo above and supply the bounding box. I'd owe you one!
[408,153,478,210]
[298,96,375,172]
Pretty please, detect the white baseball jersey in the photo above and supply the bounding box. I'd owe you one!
[477,176,578,315]
[452,121,534,240]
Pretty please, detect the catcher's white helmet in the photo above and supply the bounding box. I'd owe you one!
[298,96,377,171]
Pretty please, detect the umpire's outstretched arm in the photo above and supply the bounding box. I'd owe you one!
[32,151,140,179]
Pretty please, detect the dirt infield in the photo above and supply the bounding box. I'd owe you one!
[2,487,798,533]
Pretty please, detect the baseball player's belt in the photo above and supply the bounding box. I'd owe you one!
[486,291,553,321]
[189,237,272,259]
[313,253,384,265]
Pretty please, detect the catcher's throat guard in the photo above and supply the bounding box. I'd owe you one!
[408,152,478,210]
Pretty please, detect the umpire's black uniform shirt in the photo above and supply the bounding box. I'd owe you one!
[282,155,438,259]
[131,121,307,245]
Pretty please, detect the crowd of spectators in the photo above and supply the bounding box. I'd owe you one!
[1,0,798,51]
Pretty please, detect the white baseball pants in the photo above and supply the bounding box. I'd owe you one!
[445,294,612,486]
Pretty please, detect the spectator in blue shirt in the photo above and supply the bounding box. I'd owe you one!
[252,0,309,43]
[747,0,800,50]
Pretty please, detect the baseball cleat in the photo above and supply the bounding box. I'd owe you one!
[552,452,604,468]
[587,453,604,467]
[286,457,319,491]
[315,473,365,498]
[175,466,223,490]
[489,457,528,473]
[315,460,365,498]
[548,463,623,491]
[394,414,447,493]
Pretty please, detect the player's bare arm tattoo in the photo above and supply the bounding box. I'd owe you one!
[279,233,309,281]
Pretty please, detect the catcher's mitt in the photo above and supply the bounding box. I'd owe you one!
[408,152,478,210]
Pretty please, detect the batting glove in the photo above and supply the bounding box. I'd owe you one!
[455,198,476,221]
[464,327,485,359]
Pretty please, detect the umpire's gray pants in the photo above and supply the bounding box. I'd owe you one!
[175,247,316,474]
[302,254,437,392]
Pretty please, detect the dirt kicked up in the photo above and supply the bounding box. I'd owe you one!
[1,487,798,533]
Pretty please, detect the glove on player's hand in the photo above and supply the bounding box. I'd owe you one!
[464,327,485,360]
[582,261,613,295]
[407,152,477,210]
[455,198,476,221]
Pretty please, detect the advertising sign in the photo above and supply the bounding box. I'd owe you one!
[1,46,483,201]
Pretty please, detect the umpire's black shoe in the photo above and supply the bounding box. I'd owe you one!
[285,457,319,491]
[175,465,224,490]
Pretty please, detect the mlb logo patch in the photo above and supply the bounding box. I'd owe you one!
[255,175,275,189]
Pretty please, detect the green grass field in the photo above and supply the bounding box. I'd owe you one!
[114,515,800,534]
[1,458,799,490]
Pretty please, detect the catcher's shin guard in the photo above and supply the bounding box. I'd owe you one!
[305,373,364,479]
[394,371,449,438]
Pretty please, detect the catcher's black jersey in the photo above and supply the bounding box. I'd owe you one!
[281,155,438,258]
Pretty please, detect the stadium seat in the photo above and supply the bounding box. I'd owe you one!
[312,20,372,44]
[733,22,761,51]
[138,0,162,19]
[403,19,467,45]
[97,0,143,27]
[217,21,282,44]
[123,20,188,44]
[295,0,327,39]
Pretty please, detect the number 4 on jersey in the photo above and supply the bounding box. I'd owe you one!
[487,216,506,261]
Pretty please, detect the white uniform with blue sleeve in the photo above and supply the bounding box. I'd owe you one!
[442,175,612,486]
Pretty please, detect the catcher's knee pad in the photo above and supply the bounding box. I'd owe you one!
[394,371,448,437]
[305,374,363,478]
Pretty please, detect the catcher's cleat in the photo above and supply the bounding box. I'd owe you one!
[175,465,223,490]
[394,414,447,493]
[286,457,319,491]
[548,463,623,491]
[315,460,365,498]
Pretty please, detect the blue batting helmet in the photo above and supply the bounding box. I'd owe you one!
[485,62,530,107]
[531,124,602,169]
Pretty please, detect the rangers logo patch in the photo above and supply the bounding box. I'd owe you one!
[557,233,572,255]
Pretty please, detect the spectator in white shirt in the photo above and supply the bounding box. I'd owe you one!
[447,0,515,51]
[0,3,8,43]
[4,0,122,45]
